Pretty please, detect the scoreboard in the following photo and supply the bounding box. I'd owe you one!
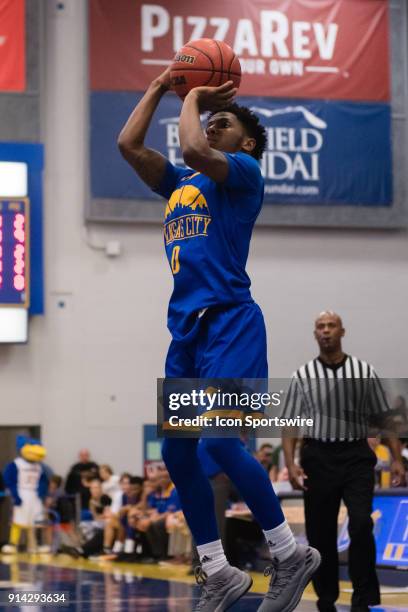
[0,198,29,307]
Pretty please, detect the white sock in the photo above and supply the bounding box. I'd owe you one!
[124,539,135,554]
[197,539,228,577]
[263,521,297,562]
[112,540,123,554]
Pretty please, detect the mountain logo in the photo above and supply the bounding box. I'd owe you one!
[165,185,210,220]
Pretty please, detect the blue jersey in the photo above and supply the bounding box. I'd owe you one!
[155,152,264,340]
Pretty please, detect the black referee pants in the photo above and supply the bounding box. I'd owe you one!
[301,439,380,610]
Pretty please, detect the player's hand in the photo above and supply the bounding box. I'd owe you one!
[391,460,406,486]
[186,81,237,112]
[154,66,172,92]
[288,464,308,491]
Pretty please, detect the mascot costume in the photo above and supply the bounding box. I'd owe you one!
[2,435,49,554]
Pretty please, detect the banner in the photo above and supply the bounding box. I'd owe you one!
[0,0,25,92]
[90,0,390,102]
[91,92,392,207]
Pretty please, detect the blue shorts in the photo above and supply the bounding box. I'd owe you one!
[163,302,268,434]
[165,301,268,379]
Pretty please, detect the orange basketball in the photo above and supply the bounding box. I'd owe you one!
[170,38,241,100]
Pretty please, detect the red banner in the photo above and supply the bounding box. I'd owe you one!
[90,0,390,102]
[0,0,25,92]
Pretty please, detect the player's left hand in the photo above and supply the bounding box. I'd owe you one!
[391,459,406,486]
[185,81,237,112]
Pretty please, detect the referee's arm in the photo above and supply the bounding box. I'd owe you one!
[281,376,307,490]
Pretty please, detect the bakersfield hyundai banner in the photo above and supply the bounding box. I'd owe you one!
[0,0,25,91]
[90,0,390,102]
[91,92,392,206]
[89,0,392,208]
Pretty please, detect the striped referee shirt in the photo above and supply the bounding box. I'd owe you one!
[282,354,390,441]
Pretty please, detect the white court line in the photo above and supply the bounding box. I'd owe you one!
[305,66,339,73]
[141,59,172,66]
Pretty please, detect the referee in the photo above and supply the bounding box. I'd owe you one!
[282,311,405,612]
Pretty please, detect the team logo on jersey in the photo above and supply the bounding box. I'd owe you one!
[164,184,211,246]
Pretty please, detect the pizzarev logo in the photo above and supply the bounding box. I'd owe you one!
[251,105,328,196]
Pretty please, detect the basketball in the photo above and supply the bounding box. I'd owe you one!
[170,38,241,100]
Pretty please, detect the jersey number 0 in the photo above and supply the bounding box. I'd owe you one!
[171,246,180,274]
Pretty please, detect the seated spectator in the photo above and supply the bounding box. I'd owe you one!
[110,472,132,515]
[139,470,181,560]
[89,479,111,521]
[102,475,144,557]
[390,396,408,435]
[99,464,121,499]
[65,449,99,497]
[42,475,64,549]
[368,436,392,488]
[255,443,274,473]
[63,480,112,559]
[117,471,181,562]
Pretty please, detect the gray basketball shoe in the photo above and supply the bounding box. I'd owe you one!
[193,563,253,611]
[257,544,321,612]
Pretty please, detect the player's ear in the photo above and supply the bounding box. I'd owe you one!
[241,136,256,155]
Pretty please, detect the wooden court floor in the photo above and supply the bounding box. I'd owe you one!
[0,554,407,611]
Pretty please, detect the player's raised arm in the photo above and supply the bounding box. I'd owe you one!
[179,82,237,182]
[117,68,171,190]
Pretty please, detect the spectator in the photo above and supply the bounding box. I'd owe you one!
[134,471,181,561]
[255,443,274,473]
[99,464,121,499]
[65,449,99,497]
[44,475,64,513]
[66,480,112,559]
[89,479,111,521]
[110,472,132,515]
[368,437,393,488]
[43,475,64,549]
[103,475,144,557]
[390,396,408,436]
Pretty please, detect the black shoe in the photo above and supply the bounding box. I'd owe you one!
[59,544,82,559]
[350,607,370,612]
[317,605,337,612]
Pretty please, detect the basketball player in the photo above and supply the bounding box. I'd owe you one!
[118,68,320,611]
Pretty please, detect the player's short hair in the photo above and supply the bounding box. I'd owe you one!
[208,103,267,160]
